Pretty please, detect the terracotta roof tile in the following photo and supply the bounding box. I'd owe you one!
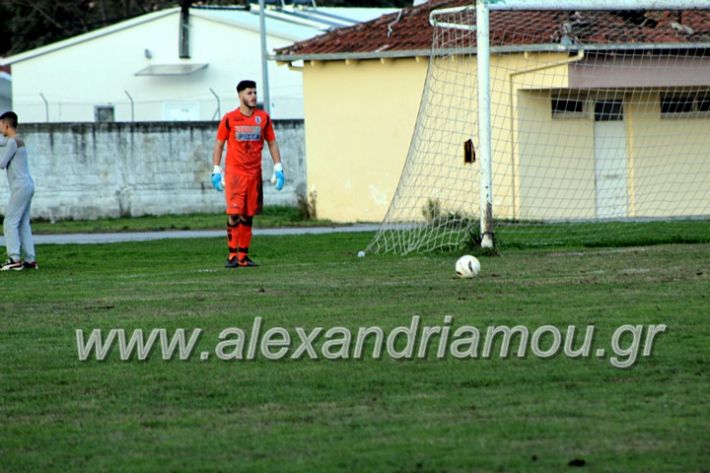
[275,0,710,58]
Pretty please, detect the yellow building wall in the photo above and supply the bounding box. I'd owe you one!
[494,53,577,220]
[397,53,576,222]
[299,51,709,223]
[627,92,710,217]
[302,58,428,222]
[300,52,576,223]
[388,55,479,224]
[516,91,596,220]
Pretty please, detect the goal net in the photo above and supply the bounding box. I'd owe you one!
[367,1,710,254]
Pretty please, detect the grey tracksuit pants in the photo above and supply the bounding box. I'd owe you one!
[4,184,35,262]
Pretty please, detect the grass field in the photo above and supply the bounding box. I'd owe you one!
[1,229,708,472]
[29,206,335,235]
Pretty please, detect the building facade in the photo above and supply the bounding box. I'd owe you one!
[276,0,710,223]
[1,5,395,122]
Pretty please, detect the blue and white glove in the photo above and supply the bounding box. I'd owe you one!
[270,163,285,191]
[211,165,224,192]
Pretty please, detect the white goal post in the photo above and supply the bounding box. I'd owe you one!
[436,0,710,249]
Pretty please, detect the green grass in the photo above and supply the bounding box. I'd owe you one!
[495,219,710,249]
[369,219,710,256]
[28,206,336,234]
[1,231,708,472]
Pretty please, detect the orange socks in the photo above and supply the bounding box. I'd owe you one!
[238,218,253,260]
[227,217,253,261]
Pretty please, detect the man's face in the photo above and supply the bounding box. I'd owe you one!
[0,121,7,136]
[240,88,258,108]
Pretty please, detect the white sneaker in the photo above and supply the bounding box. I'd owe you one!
[1,259,23,271]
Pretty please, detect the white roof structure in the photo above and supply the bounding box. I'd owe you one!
[1,5,394,65]
[193,6,392,40]
[0,4,396,122]
[1,9,179,66]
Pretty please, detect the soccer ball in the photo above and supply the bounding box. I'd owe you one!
[455,255,480,278]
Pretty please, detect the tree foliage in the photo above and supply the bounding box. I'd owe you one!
[0,0,411,56]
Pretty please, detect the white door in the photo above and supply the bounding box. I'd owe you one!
[594,100,628,218]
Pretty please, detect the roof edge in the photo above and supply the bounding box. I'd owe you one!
[190,9,305,42]
[273,49,433,62]
[274,41,710,63]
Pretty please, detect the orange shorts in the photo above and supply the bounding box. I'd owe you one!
[224,171,263,216]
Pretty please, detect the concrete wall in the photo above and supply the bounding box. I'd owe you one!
[0,120,305,220]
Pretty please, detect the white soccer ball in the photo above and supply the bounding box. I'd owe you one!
[455,255,480,278]
[357,250,366,258]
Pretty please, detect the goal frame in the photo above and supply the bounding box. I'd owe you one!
[430,0,710,248]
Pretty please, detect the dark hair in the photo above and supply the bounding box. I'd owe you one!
[236,80,257,93]
[0,111,18,128]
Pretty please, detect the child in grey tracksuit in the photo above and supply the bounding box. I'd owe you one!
[0,111,37,271]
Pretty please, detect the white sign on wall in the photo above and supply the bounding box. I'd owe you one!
[163,102,200,121]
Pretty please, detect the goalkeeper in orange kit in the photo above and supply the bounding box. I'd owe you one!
[211,80,284,268]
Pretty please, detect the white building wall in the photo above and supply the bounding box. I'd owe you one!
[186,15,305,120]
[11,12,180,123]
[8,9,310,122]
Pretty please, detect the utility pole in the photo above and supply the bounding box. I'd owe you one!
[258,0,271,114]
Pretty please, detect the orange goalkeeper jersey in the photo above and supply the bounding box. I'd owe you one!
[217,108,276,176]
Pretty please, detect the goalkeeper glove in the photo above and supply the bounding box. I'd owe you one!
[270,163,285,191]
[211,165,224,192]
